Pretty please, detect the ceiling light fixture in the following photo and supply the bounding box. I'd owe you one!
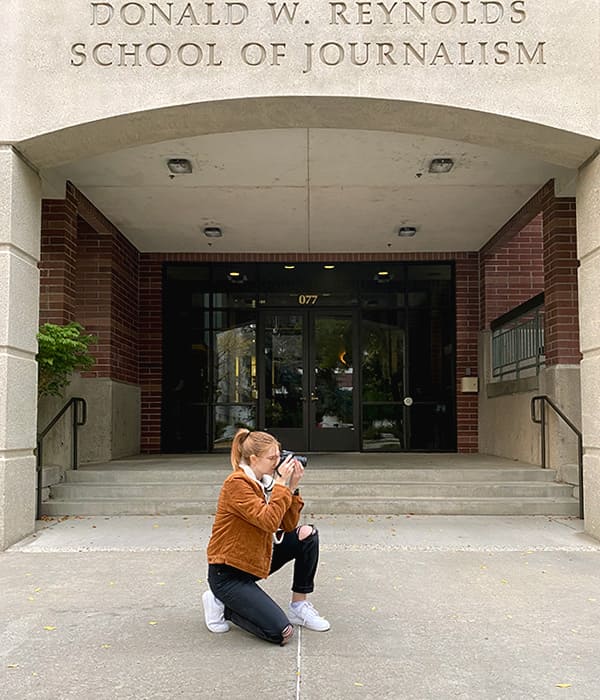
[428,158,454,174]
[284,265,296,270]
[203,226,222,238]
[167,158,193,174]
[323,264,335,270]
[398,226,417,237]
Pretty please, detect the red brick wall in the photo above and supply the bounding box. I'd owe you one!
[40,184,140,384]
[455,255,480,452]
[481,213,545,328]
[39,183,78,325]
[139,252,479,453]
[540,193,580,365]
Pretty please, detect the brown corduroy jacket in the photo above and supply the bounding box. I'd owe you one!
[206,470,304,579]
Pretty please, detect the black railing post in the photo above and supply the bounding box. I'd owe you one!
[531,395,583,520]
[36,397,87,519]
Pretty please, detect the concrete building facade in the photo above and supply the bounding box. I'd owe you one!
[1,0,599,548]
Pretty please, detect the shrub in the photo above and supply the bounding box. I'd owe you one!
[36,323,96,398]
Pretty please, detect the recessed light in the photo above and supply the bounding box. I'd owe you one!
[228,271,241,277]
[398,226,417,237]
[428,158,454,174]
[284,265,295,270]
[203,226,222,238]
[167,158,193,174]
[377,271,390,277]
[323,265,335,270]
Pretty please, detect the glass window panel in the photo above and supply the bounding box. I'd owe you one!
[362,404,403,451]
[213,404,256,450]
[264,314,304,429]
[214,321,256,404]
[362,313,405,403]
[314,317,354,429]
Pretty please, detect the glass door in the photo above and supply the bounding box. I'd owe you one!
[309,313,358,451]
[261,310,358,451]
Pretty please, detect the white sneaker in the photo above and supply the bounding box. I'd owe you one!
[288,601,330,632]
[202,590,230,633]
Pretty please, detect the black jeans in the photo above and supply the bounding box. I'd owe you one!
[207,525,319,644]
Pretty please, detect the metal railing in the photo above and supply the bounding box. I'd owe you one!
[492,307,545,379]
[531,394,583,520]
[36,397,87,519]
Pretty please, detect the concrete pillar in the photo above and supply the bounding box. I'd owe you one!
[577,151,600,539]
[0,146,41,550]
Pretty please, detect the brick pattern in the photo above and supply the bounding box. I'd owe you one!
[40,184,140,384]
[540,193,580,365]
[39,183,78,325]
[481,213,545,327]
[455,255,480,452]
[139,252,479,453]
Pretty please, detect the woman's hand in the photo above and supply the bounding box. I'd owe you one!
[288,460,305,491]
[274,454,295,487]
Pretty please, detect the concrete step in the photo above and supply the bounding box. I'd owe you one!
[49,481,574,500]
[40,465,579,518]
[65,467,559,484]
[40,495,580,517]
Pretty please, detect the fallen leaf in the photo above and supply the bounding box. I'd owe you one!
[28,597,35,602]
[371,606,377,611]
[500,579,508,584]
[43,626,56,631]
[556,683,572,688]
[7,664,19,669]
[354,682,364,687]
[101,644,111,649]
[157,582,166,586]
[109,581,116,586]
[34,587,41,593]
[148,621,158,626]
[153,524,160,528]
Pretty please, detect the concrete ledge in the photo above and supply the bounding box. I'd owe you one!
[487,375,539,398]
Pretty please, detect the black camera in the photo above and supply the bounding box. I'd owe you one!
[277,450,308,473]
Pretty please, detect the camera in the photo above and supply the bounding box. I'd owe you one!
[276,449,308,474]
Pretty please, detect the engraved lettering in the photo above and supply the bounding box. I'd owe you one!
[268,2,300,24]
[178,2,201,25]
[376,2,398,24]
[92,42,114,66]
[118,42,142,65]
[349,42,370,64]
[242,42,267,65]
[121,2,146,25]
[70,43,87,66]
[404,42,426,65]
[510,0,526,23]
[481,1,504,24]
[377,42,397,65]
[146,42,172,66]
[431,2,458,25]
[320,42,345,66]
[494,40,510,64]
[91,2,114,26]
[460,1,476,24]
[517,41,545,65]
[356,2,373,24]
[330,2,350,25]
[458,41,474,64]
[149,3,172,25]
[404,2,426,24]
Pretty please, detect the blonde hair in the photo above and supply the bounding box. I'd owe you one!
[230,429,280,470]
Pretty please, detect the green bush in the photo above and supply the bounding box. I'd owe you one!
[36,323,96,398]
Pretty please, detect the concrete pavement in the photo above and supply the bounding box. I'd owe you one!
[2,514,600,699]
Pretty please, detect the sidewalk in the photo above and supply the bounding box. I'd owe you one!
[2,514,600,699]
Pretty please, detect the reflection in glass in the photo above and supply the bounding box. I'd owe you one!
[361,316,404,402]
[213,404,256,449]
[314,317,354,429]
[215,323,256,404]
[362,404,403,450]
[265,315,304,428]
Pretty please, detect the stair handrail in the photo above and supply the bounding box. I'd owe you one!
[530,394,583,520]
[36,397,87,518]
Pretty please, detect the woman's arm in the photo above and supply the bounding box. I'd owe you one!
[225,478,293,532]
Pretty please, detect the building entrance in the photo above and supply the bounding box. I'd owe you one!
[162,262,456,453]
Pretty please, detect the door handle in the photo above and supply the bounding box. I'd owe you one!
[403,396,414,406]
[310,391,319,402]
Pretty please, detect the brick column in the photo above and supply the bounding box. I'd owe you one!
[455,254,479,452]
[541,192,580,365]
[39,183,78,325]
[0,147,41,550]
